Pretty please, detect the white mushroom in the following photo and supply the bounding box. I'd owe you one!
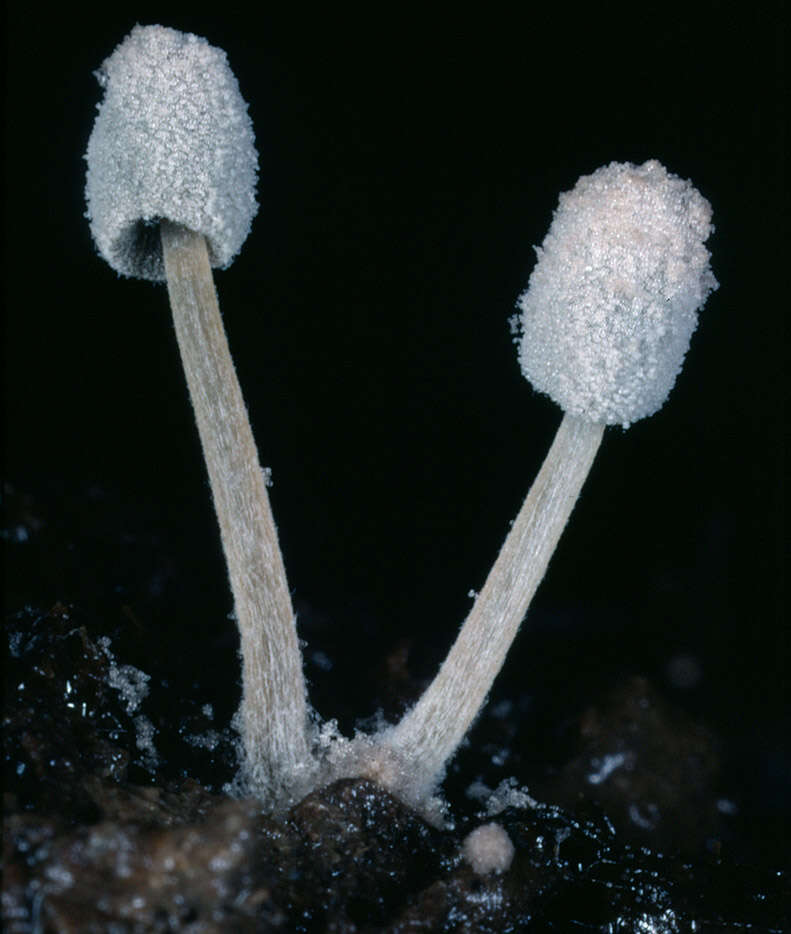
[85,25,313,810]
[380,160,718,804]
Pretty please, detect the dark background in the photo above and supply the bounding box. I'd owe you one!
[3,5,786,851]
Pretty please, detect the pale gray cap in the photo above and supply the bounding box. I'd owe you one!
[85,24,258,280]
[516,160,718,427]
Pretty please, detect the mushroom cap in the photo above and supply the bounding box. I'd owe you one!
[85,24,258,281]
[516,160,718,427]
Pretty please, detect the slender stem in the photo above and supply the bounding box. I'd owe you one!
[383,413,604,796]
[160,220,311,806]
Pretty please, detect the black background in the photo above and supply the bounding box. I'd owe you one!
[3,4,786,846]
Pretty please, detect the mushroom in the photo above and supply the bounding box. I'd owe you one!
[378,160,718,804]
[84,24,313,809]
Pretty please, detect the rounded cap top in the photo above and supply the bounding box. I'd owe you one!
[516,160,718,427]
[85,24,258,280]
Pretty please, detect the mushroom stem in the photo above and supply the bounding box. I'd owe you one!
[383,412,604,795]
[161,220,311,805]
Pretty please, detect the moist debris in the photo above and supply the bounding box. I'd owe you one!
[3,604,789,932]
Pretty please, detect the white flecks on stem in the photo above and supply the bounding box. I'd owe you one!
[161,221,314,809]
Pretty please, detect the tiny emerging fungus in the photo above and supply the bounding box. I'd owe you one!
[84,25,313,809]
[379,160,718,803]
[462,822,516,876]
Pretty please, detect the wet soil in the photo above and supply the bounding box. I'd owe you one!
[3,485,789,931]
